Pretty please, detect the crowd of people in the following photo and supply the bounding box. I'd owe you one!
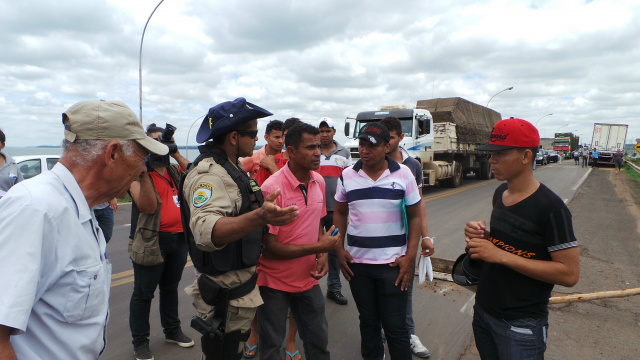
[0,98,585,360]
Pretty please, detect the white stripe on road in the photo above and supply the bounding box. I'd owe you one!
[460,294,475,315]
[571,168,592,191]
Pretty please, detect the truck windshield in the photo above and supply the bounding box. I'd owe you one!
[354,118,413,138]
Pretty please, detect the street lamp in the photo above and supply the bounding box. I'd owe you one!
[139,0,165,122]
[486,87,514,107]
[185,115,205,160]
[535,113,553,127]
[554,124,570,138]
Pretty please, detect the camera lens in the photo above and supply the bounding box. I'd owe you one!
[160,123,176,142]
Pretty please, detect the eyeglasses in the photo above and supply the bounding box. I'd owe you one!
[237,130,259,138]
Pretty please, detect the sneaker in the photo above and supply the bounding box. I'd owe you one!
[327,290,348,305]
[410,334,430,358]
[165,331,195,348]
[134,344,154,360]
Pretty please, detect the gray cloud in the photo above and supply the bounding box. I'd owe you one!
[1,0,639,149]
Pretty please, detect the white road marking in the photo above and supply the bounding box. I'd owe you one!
[571,168,592,191]
[460,294,476,315]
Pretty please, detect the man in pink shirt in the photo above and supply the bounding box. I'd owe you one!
[241,119,284,179]
[257,123,339,360]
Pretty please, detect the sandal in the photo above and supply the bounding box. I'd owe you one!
[284,347,302,360]
[243,341,258,359]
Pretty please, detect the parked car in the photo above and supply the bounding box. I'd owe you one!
[547,150,560,163]
[535,149,549,165]
[13,155,60,180]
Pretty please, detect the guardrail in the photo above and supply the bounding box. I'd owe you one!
[624,159,640,174]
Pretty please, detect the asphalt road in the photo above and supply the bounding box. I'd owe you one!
[102,160,589,360]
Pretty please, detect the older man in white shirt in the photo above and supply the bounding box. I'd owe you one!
[0,100,168,360]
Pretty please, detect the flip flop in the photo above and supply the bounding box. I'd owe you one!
[285,348,301,360]
[243,341,258,359]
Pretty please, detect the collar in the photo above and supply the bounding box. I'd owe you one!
[352,156,401,173]
[51,162,92,223]
[321,140,345,157]
[282,162,319,190]
[399,147,411,162]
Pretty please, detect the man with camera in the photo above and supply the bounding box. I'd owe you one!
[128,123,192,360]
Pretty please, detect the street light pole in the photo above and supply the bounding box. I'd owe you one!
[535,113,553,127]
[486,86,514,107]
[139,0,165,122]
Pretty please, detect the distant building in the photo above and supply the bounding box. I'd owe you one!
[540,138,554,150]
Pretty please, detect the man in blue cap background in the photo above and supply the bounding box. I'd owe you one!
[180,98,300,360]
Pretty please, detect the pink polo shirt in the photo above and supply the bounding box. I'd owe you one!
[240,146,267,179]
[257,163,326,293]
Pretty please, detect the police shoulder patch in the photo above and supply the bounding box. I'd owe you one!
[192,183,213,208]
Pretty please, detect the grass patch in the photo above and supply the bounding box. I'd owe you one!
[117,193,132,204]
[623,161,640,186]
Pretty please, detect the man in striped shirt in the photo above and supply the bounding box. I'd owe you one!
[334,122,422,360]
[316,117,352,305]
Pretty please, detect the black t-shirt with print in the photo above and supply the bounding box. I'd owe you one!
[476,182,578,320]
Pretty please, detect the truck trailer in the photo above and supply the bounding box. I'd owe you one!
[591,123,628,165]
[343,97,501,187]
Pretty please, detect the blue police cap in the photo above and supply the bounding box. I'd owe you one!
[196,97,273,143]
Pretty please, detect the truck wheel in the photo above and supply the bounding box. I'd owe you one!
[444,162,463,188]
[478,161,491,180]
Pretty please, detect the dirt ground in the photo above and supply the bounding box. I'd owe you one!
[459,168,640,360]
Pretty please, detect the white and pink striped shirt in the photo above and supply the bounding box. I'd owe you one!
[335,157,421,264]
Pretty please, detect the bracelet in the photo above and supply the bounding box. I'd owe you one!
[421,236,434,242]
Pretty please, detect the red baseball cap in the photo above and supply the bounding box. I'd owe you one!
[476,117,540,151]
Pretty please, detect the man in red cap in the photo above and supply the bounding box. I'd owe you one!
[464,118,580,359]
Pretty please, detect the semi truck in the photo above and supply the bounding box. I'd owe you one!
[554,132,579,158]
[591,123,628,165]
[343,97,501,188]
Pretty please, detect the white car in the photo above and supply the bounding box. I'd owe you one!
[13,155,61,180]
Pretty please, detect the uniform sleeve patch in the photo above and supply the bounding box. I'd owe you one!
[192,183,213,208]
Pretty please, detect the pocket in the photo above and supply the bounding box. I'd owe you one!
[63,263,110,323]
[129,228,164,266]
[503,318,538,339]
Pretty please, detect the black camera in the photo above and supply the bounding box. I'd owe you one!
[146,123,178,169]
[160,124,178,154]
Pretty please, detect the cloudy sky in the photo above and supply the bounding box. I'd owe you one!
[1,0,639,149]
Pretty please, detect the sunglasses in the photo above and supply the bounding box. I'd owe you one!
[236,130,259,138]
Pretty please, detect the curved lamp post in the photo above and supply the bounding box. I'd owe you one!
[535,113,553,127]
[486,86,514,107]
[185,115,205,160]
[139,0,165,122]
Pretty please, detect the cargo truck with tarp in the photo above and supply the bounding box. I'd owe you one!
[344,97,501,187]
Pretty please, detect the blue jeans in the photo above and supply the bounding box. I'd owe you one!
[321,212,342,292]
[94,207,114,242]
[257,285,330,360]
[406,264,416,335]
[473,304,548,360]
[349,263,411,360]
[130,232,189,348]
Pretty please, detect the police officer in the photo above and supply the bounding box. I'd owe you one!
[180,97,299,360]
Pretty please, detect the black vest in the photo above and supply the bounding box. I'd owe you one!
[179,145,265,276]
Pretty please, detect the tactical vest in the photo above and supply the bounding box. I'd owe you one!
[179,145,265,276]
